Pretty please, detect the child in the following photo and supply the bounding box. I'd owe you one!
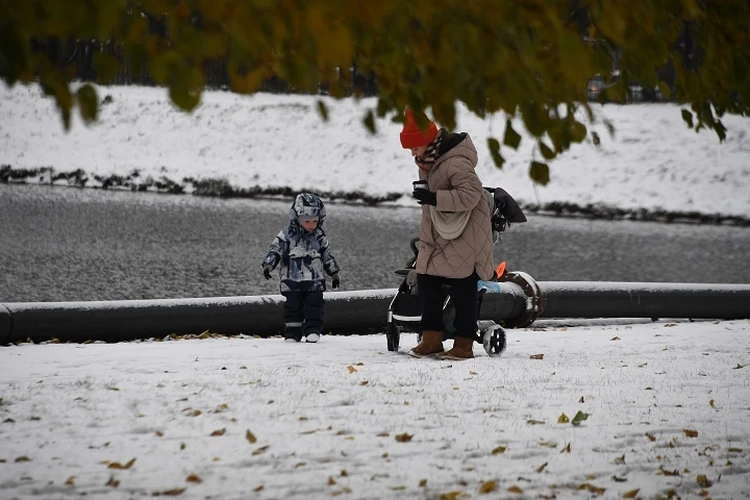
[261,193,341,343]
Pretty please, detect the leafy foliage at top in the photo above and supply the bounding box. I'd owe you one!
[1,0,748,184]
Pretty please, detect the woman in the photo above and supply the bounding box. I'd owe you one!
[400,108,494,360]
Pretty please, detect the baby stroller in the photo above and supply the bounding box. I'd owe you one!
[385,187,527,356]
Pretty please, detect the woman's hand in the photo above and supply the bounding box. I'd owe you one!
[412,189,437,205]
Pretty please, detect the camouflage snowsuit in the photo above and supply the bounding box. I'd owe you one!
[262,193,340,338]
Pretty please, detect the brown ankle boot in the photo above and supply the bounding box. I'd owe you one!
[408,330,444,358]
[439,336,474,360]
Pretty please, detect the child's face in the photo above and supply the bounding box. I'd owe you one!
[298,216,319,232]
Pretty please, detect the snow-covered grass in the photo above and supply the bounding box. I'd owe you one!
[2,84,750,499]
[1,83,749,218]
[1,319,749,499]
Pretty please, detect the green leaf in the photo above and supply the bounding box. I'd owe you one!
[657,82,672,100]
[169,84,201,112]
[529,161,549,186]
[363,110,376,134]
[92,53,121,85]
[571,411,590,426]
[0,18,28,84]
[714,120,727,142]
[570,121,587,143]
[316,100,329,122]
[76,84,99,124]
[603,119,616,138]
[681,109,694,128]
[487,137,505,169]
[539,141,556,160]
[503,120,522,150]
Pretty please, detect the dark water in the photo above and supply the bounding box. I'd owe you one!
[1,184,749,302]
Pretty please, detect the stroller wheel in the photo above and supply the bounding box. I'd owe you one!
[386,324,400,352]
[481,323,507,357]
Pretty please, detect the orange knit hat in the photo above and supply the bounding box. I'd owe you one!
[399,108,438,149]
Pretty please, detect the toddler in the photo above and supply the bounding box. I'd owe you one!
[262,193,341,343]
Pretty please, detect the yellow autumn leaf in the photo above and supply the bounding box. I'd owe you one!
[438,492,464,500]
[683,429,699,438]
[186,474,202,483]
[347,365,357,373]
[154,488,186,496]
[210,428,226,436]
[395,433,413,442]
[107,458,136,469]
[622,488,640,498]
[696,474,713,487]
[558,413,569,423]
[246,430,257,443]
[479,480,498,493]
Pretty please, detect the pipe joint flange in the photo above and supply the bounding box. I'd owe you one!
[497,271,543,327]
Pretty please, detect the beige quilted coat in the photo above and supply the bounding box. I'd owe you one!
[415,133,494,280]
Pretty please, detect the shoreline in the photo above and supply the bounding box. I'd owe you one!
[2,164,748,227]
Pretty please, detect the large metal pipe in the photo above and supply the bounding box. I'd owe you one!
[538,281,750,319]
[2,279,749,344]
[0,290,396,345]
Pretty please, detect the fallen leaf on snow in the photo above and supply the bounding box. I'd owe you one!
[479,480,498,493]
[395,433,413,442]
[246,430,257,443]
[696,474,713,487]
[153,487,186,496]
[107,458,136,469]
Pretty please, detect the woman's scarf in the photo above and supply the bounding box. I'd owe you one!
[414,131,444,171]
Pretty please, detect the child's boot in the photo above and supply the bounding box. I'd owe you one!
[408,330,444,358]
[305,332,321,343]
[284,326,302,343]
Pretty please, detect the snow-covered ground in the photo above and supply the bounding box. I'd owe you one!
[1,319,749,499]
[1,83,749,218]
[2,84,750,499]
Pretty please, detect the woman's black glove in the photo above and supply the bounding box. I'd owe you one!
[331,273,341,289]
[412,189,437,206]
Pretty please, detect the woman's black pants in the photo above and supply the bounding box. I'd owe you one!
[417,271,479,339]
